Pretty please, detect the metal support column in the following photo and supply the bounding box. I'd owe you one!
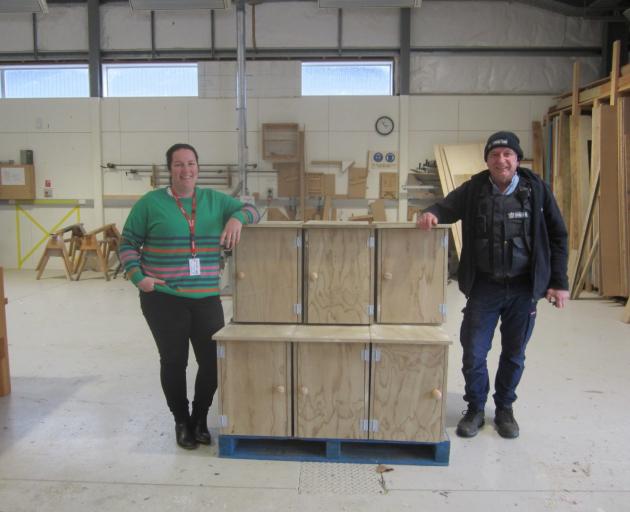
[236,0,248,196]
[88,0,102,97]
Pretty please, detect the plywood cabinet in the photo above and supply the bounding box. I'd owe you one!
[369,325,449,442]
[232,222,302,323]
[376,224,448,324]
[293,326,369,439]
[304,222,374,325]
[216,324,294,437]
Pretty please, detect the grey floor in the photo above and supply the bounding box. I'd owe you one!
[0,269,629,512]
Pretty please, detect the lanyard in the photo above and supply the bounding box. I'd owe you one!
[171,188,197,258]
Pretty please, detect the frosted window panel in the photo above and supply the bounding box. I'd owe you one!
[3,67,89,98]
[104,64,198,97]
[302,62,392,96]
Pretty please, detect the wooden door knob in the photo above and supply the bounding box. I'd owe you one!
[276,385,285,394]
[383,272,393,280]
[236,271,246,280]
[300,386,309,395]
[309,272,318,281]
[431,388,442,400]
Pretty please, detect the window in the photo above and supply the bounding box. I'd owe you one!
[0,65,89,98]
[301,61,393,96]
[103,63,198,97]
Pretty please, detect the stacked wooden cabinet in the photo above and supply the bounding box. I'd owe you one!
[215,221,451,465]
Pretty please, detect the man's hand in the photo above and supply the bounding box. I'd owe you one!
[545,288,569,309]
[220,218,243,249]
[416,212,438,231]
[138,276,166,293]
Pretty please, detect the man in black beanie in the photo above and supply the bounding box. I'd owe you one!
[417,131,569,439]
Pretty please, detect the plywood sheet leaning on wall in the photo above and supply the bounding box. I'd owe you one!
[433,143,485,258]
[0,268,10,396]
[620,98,630,297]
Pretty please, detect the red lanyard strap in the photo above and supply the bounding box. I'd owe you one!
[172,189,197,258]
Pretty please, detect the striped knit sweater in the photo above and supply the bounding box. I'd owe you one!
[120,187,260,298]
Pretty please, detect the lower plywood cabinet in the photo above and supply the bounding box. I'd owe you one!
[214,323,450,443]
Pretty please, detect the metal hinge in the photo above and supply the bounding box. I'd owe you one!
[362,349,370,362]
[439,303,447,317]
[368,236,375,248]
[367,304,374,316]
[361,419,369,432]
[293,303,302,315]
[442,233,448,249]
[295,236,302,248]
[370,419,379,432]
[372,348,381,362]
[219,415,228,427]
[217,345,225,359]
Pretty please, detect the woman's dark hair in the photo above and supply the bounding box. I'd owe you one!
[166,143,199,170]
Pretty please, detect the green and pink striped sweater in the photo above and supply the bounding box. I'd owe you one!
[120,187,260,298]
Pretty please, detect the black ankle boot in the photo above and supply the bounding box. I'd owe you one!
[193,419,211,445]
[175,422,198,450]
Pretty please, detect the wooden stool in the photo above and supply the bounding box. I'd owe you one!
[74,223,120,281]
[35,223,85,280]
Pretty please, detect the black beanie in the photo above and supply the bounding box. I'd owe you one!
[484,131,523,161]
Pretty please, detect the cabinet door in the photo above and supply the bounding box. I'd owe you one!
[218,341,291,436]
[370,344,447,442]
[305,228,373,325]
[377,228,447,324]
[233,228,301,323]
[294,342,368,439]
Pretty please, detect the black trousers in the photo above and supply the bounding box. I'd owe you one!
[140,291,225,424]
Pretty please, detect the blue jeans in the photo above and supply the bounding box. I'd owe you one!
[460,276,538,411]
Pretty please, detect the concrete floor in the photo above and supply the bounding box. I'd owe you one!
[0,269,629,511]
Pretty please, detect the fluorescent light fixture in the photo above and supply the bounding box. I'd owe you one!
[129,0,231,10]
[0,0,48,14]
[318,0,422,7]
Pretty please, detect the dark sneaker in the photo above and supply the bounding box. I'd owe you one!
[494,407,519,439]
[456,409,485,438]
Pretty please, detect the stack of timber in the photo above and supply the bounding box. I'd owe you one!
[547,40,630,300]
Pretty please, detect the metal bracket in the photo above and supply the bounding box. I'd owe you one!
[439,303,447,317]
[361,419,369,432]
[372,348,381,362]
[368,236,375,249]
[295,236,302,248]
[293,303,302,315]
[216,345,225,359]
[219,415,228,427]
[370,419,379,432]
[367,304,374,317]
[442,233,448,249]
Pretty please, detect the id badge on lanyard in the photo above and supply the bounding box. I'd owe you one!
[172,189,201,277]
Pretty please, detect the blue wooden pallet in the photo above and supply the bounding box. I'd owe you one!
[218,435,450,466]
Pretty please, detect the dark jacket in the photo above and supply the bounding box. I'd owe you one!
[425,167,569,299]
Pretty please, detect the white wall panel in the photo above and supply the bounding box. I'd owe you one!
[190,129,258,166]
[258,97,329,131]
[253,3,338,48]
[343,8,399,48]
[0,14,32,52]
[412,1,601,47]
[329,96,398,132]
[408,130,459,167]
[38,5,88,52]
[154,11,211,49]
[458,96,532,132]
[101,100,121,132]
[304,131,330,165]
[101,131,122,166]
[213,7,252,49]
[101,3,151,50]
[188,98,258,131]
[409,96,458,131]
[118,98,189,132]
[120,131,189,165]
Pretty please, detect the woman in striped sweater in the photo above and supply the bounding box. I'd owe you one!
[120,143,260,450]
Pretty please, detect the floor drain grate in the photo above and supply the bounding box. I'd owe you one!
[298,462,385,495]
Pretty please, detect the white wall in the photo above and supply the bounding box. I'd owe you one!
[0,93,552,269]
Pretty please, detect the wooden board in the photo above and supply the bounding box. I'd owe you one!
[233,226,301,323]
[214,323,297,342]
[369,324,450,345]
[347,167,368,198]
[305,226,373,325]
[379,172,399,199]
[370,344,447,443]
[596,105,625,296]
[294,342,368,439]
[532,121,544,176]
[370,199,387,222]
[262,123,299,162]
[0,164,35,200]
[376,227,447,324]
[275,162,300,197]
[292,324,370,343]
[306,173,324,197]
[0,268,10,396]
[218,340,291,436]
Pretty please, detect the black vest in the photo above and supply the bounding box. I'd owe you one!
[473,180,533,279]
